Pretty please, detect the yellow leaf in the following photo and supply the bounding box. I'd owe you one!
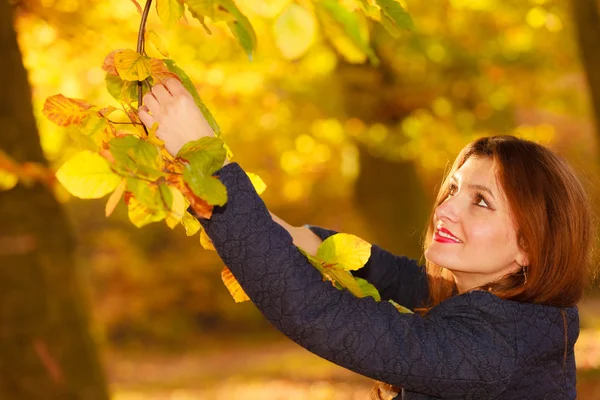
[43,94,94,127]
[114,49,152,81]
[317,233,372,271]
[200,227,215,250]
[56,151,121,199]
[127,196,167,227]
[221,266,250,303]
[146,29,169,57]
[274,4,317,60]
[165,186,186,228]
[147,122,165,147]
[156,0,184,29]
[181,211,201,236]
[0,169,18,191]
[105,179,126,217]
[246,171,267,195]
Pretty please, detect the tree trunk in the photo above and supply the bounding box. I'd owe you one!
[335,63,432,259]
[570,0,600,138]
[0,2,110,399]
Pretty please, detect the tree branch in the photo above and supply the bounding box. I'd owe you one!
[136,0,153,137]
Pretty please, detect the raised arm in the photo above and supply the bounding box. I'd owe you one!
[195,162,516,398]
[268,213,430,310]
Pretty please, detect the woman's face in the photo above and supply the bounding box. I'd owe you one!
[424,156,528,292]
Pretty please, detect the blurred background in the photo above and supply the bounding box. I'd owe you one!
[2,0,600,398]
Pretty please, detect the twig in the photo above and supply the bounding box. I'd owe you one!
[137,0,153,136]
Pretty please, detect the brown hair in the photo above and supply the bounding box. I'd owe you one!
[423,135,593,307]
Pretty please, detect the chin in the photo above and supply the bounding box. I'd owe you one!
[424,246,456,271]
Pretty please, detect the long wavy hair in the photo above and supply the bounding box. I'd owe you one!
[371,135,594,399]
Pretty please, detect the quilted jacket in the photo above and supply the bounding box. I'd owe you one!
[197,162,579,400]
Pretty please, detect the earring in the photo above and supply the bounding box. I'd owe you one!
[517,262,528,284]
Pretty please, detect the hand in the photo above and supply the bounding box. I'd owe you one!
[138,78,215,156]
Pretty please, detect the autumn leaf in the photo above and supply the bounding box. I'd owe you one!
[375,0,414,31]
[200,227,215,250]
[356,277,381,301]
[317,233,372,271]
[181,211,201,235]
[184,166,227,206]
[105,179,127,217]
[156,0,184,29]
[114,49,152,81]
[246,171,266,195]
[127,195,168,227]
[316,0,378,65]
[43,94,94,127]
[56,151,121,199]
[221,266,250,303]
[102,50,120,76]
[146,29,169,57]
[109,135,165,180]
[165,186,186,228]
[221,0,257,60]
[389,299,414,314]
[274,4,317,60]
[149,58,179,83]
[177,136,227,175]
[182,184,214,219]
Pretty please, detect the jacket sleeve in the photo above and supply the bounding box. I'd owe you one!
[197,163,516,398]
[305,225,430,310]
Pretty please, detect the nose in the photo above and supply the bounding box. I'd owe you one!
[435,196,459,223]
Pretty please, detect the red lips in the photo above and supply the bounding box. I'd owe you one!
[434,227,462,243]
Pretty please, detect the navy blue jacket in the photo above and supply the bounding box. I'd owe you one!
[197,162,579,399]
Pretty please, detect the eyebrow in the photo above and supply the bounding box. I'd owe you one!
[450,176,496,200]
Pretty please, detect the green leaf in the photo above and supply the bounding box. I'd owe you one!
[183,165,227,206]
[316,233,372,271]
[211,0,256,60]
[389,299,414,314]
[79,113,115,148]
[156,0,184,28]
[176,136,227,175]
[163,59,221,136]
[323,265,363,297]
[316,0,379,65]
[56,151,121,199]
[105,74,139,104]
[109,135,165,180]
[126,179,171,227]
[185,0,234,22]
[356,277,381,301]
[274,4,317,60]
[375,0,414,31]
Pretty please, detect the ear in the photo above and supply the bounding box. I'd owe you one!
[516,249,529,267]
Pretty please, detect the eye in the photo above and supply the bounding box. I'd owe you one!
[447,183,458,196]
[474,193,489,208]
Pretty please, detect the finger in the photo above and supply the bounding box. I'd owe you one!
[151,83,172,103]
[164,78,190,98]
[138,106,154,129]
[142,92,160,115]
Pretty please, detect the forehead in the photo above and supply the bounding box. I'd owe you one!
[454,156,500,190]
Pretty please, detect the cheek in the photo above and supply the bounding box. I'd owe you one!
[465,220,510,245]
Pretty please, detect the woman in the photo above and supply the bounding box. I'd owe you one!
[139,78,593,399]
